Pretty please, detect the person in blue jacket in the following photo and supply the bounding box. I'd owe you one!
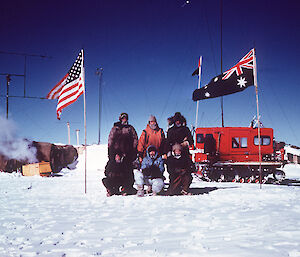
[134,145,165,196]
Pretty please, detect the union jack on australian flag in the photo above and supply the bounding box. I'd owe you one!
[193,49,255,101]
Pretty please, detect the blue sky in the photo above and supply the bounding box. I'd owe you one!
[0,0,299,146]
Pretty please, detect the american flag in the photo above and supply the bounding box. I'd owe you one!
[222,49,254,80]
[47,50,85,119]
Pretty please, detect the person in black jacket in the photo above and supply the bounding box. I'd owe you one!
[108,113,138,162]
[165,112,194,157]
[102,151,131,196]
[106,113,138,195]
[166,143,195,195]
[203,134,217,164]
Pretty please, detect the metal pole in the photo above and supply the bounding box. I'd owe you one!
[82,50,87,194]
[0,51,51,98]
[195,56,202,128]
[253,48,262,189]
[76,129,80,145]
[96,68,103,145]
[67,122,71,144]
[24,56,27,97]
[0,73,25,119]
[220,0,224,127]
[6,75,11,119]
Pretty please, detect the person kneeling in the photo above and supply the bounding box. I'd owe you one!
[166,143,195,196]
[102,152,131,196]
[134,145,165,196]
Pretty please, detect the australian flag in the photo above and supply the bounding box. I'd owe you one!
[193,49,255,101]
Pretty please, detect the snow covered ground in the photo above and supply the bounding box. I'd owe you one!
[1,144,300,257]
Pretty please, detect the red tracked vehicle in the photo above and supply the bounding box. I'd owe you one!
[190,127,285,183]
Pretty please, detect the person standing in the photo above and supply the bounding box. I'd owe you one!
[107,112,138,195]
[137,115,166,162]
[165,112,194,156]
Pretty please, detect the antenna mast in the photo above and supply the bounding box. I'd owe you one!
[0,51,51,119]
[96,68,103,145]
[220,0,224,127]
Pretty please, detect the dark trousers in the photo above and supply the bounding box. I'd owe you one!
[167,172,192,195]
[102,171,135,195]
[102,176,123,195]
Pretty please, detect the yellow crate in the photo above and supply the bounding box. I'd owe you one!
[22,162,52,176]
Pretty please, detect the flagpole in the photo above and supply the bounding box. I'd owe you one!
[220,0,224,127]
[253,48,262,188]
[82,49,87,194]
[195,56,202,128]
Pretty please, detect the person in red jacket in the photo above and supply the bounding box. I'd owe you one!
[137,115,166,162]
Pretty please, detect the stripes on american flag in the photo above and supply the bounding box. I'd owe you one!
[46,74,68,99]
[47,49,85,119]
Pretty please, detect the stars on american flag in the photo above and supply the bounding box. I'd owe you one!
[47,49,85,120]
[66,51,83,84]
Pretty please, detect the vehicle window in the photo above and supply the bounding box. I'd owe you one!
[197,134,204,143]
[254,136,271,146]
[241,137,248,148]
[232,137,240,148]
[262,137,271,145]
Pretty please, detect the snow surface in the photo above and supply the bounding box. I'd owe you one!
[1,144,300,257]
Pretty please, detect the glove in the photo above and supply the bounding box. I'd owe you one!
[181,141,189,148]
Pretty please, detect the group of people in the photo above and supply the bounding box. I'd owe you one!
[102,112,196,197]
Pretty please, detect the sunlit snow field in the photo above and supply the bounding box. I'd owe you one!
[1,145,300,257]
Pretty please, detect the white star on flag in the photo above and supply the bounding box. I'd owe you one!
[205,92,210,97]
[237,77,247,88]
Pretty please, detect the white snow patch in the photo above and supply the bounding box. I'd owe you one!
[0,144,300,256]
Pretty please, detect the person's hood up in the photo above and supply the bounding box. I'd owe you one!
[146,145,158,159]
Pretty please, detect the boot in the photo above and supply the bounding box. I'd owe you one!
[181,189,192,196]
[146,185,152,194]
[136,185,144,197]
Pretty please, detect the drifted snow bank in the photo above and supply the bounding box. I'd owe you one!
[1,144,300,257]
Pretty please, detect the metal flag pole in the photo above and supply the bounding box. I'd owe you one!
[195,56,202,128]
[96,68,103,145]
[82,49,87,194]
[220,0,224,127]
[253,48,262,189]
